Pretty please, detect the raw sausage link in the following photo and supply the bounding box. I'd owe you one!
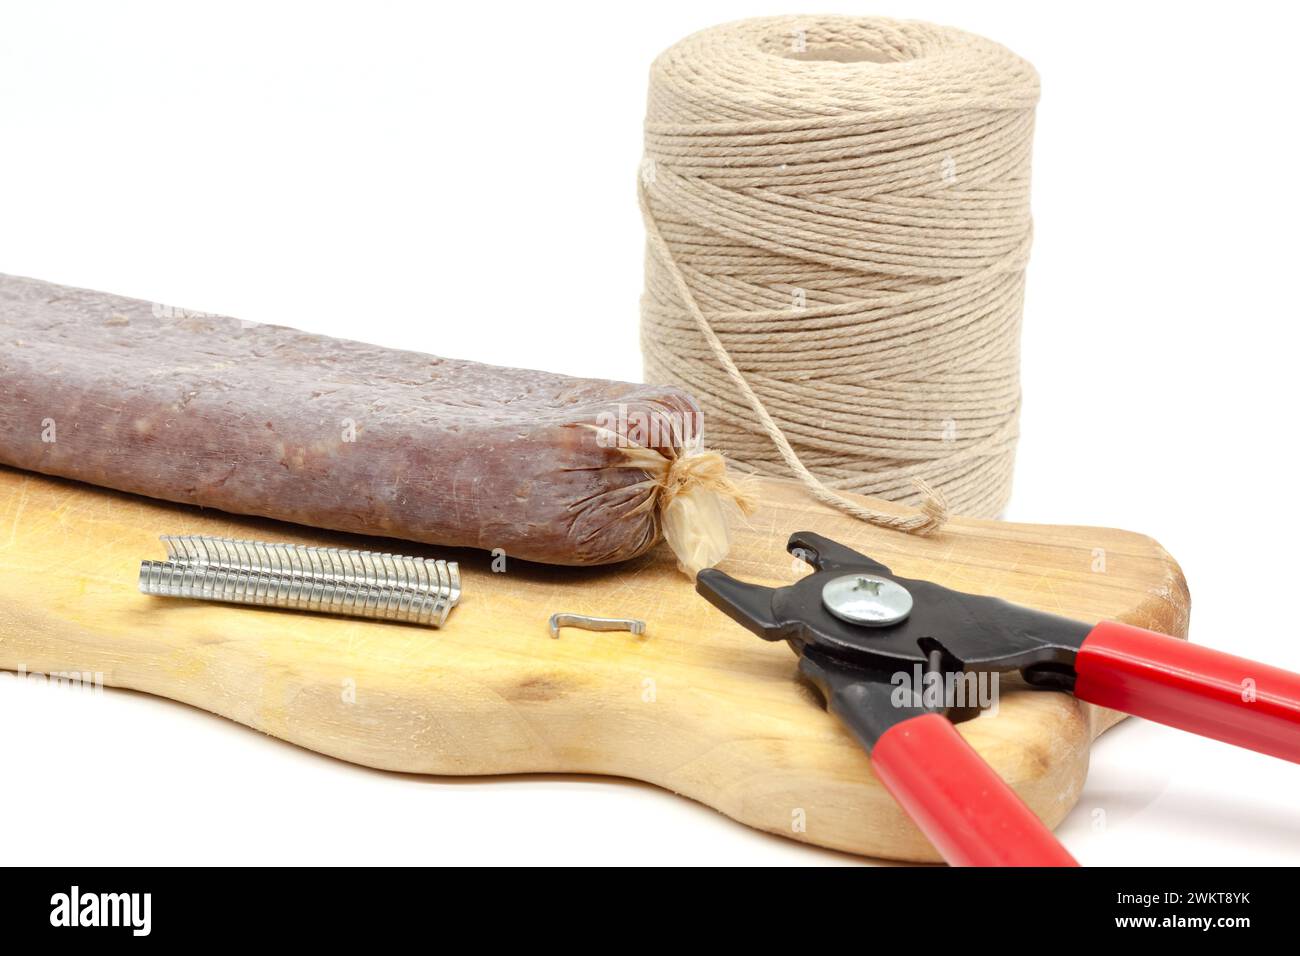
[0,274,702,566]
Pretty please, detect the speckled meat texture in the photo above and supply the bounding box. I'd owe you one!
[0,274,702,565]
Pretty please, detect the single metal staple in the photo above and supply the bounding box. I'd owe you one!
[548,612,647,640]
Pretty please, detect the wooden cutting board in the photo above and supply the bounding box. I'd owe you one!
[0,464,1188,862]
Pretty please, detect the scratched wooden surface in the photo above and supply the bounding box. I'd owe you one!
[0,464,1188,862]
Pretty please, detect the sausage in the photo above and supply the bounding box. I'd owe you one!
[0,273,711,566]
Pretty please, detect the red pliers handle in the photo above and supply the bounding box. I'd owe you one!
[872,621,1300,866]
[871,712,1080,866]
[1075,621,1300,762]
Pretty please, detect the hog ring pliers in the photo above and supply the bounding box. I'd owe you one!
[696,531,1300,866]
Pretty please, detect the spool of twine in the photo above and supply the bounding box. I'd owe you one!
[639,16,1040,532]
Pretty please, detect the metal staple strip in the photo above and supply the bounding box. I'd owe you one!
[139,535,460,627]
[139,561,454,627]
[160,535,460,607]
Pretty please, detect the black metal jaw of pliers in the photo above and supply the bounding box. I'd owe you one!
[696,531,1093,751]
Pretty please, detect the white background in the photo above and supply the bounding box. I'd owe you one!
[2,0,1298,866]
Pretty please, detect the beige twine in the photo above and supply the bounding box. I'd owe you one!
[639,16,1040,531]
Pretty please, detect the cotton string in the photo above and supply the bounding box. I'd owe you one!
[639,16,1040,532]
